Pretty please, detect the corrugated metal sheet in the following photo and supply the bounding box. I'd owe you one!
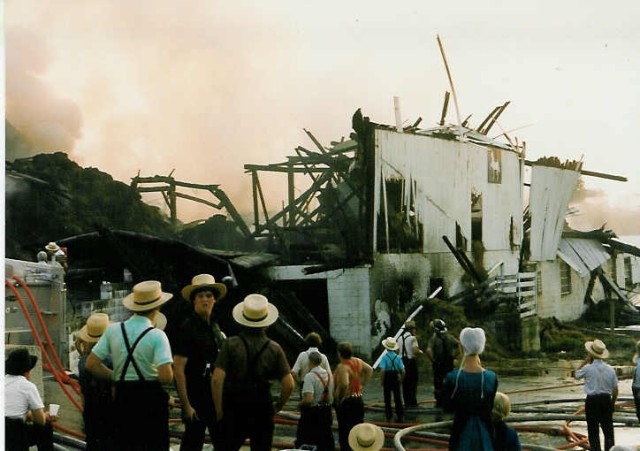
[557,238,610,278]
[529,166,580,261]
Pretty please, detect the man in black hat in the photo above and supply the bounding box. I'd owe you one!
[427,319,459,408]
[5,348,57,451]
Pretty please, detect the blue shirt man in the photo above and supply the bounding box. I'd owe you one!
[574,339,618,451]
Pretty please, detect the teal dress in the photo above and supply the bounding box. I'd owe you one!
[442,368,498,451]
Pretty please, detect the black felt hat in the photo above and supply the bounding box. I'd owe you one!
[6,348,38,376]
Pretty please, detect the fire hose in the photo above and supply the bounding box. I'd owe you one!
[13,275,82,395]
[5,278,84,412]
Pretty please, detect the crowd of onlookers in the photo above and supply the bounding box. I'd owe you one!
[5,271,640,450]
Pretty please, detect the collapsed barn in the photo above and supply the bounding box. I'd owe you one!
[220,107,638,357]
[8,104,638,364]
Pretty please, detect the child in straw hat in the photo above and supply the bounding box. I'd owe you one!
[78,313,112,450]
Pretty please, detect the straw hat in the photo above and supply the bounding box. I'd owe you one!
[123,281,173,312]
[78,313,110,343]
[232,294,278,328]
[348,423,385,451]
[585,339,609,359]
[381,337,399,351]
[45,242,60,252]
[6,348,38,376]
[181,274,227,302]
[154,312,167,330]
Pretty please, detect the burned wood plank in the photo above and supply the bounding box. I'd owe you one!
[439,91,450,126]
[523,160,627,182]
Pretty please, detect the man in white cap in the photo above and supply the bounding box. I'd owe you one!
[86,280,174,450]
[212,293,294,451]
[174,274,227,451]
[574,338,618,451]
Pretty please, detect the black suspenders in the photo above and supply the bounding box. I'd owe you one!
[120,323,154,382]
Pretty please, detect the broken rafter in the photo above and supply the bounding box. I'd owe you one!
[523,160,627,182]
[476,105,501,134]
[482,101,510,135]
[439,91,450,126]
[304,128,328,154]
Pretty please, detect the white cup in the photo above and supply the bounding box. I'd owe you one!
[49,403,60,416]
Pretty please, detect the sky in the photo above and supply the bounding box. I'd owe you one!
[5,0,640,233]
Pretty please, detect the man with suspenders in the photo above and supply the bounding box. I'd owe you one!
[295,351,335,451]
[87,280,174,450]
[212,294,295,451]
[398,320,423,407]
[378,337,406,423]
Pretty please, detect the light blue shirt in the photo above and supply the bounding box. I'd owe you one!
[379,351,405,372]
[92,315,173,382]
[574,358,617,396]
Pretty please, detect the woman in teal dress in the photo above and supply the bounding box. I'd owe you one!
[442,327,498,451]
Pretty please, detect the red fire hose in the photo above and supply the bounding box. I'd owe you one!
[13,275,82,395]
[5,279,83,412]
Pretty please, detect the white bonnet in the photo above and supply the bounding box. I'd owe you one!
[459,327,486,356]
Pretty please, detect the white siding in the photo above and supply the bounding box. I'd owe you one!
[327,267,372,355]
[374,130,523,255]
[536,260,604,321]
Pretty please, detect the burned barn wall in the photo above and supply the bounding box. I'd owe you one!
[372,129,523,255]
[367,254,431,349]
[371,129,523,301]
[265,265,374,356]
[266,255,430,358]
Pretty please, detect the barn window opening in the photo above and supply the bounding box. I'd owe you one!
[377,178,422,253]
[560,261,572,296]
[471,192,482,243]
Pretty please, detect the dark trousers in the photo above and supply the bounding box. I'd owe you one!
[383,372,404,421]
[180,388,219,451]
[402,358,418,406]
[218,393,274,451]
[5,417,54,451]
[633,386,640,423]
[334,396,364,451]
[295,404,334,451]
[433,360,453,407]
[83,398,113,450]
[180,409,218,451]
[585,393,615,451]
[113,381,170,450]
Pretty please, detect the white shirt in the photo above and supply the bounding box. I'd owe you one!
[398,331,419,359]
[4,375,44,420]
[575,358,618,396]
[302,367,334,406]
[292,347,331,381]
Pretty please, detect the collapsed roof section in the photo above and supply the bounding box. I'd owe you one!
[243,109,524,268]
